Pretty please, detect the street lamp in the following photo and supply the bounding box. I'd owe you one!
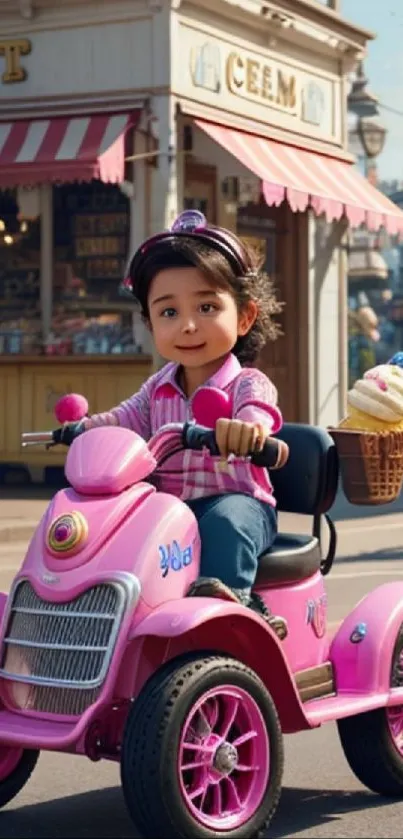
[347,62,387,175]
[347,62,379,118]
[358,115,387,160]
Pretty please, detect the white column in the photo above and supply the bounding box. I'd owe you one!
[176,109,185,214]
[307,211,317,425]
[309,214,347,428]
[338,220,349,420]
[148,94,179,371]
[147,1,177,369]
[149,93,179,234]
[127,129,153,356]
[40,183,53,345]
[129,130,146,253]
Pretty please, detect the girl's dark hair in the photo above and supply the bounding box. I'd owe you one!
[134,237,283,365]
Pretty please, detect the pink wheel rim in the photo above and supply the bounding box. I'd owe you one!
[178,685,270,830]
[0,746,23,782]
[387,705,403,756]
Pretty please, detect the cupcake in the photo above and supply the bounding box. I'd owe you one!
[339,364,403,432]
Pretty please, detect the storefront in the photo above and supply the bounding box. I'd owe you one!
[1,0,403,477]
[0,3,157,474]
[168,7,403,426]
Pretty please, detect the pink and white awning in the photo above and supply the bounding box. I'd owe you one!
[0,112,141,187]
[196,119,403,234]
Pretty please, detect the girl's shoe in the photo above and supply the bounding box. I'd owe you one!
[187,577,245,603]
[249,591,288,640]
[187,578,288,640]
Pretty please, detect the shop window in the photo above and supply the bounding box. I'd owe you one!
[49,181,148,357]
[0,189,42,355]
[0,182,150,358]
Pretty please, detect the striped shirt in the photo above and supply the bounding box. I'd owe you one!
[84,353,282,506]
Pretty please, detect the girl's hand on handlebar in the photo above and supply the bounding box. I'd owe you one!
[215,418,289,468]
[52,421,86,446]
[215,418,268,458]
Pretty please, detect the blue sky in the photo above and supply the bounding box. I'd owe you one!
[342,0,403,181]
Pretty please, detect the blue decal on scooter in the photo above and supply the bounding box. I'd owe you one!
[159,545,170,578]
[350,622,367,643]
[159,542,193,577]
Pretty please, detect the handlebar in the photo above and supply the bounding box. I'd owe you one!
[21,431,55,448]
[182,423,281,468]
[21,423,281,468]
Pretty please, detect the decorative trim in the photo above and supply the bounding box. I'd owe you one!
[178,99,354,162]
[0,90,161,121]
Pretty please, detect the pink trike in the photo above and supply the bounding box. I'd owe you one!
[0,392,403,838]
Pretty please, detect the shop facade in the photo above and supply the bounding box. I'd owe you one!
[1,0,403,476]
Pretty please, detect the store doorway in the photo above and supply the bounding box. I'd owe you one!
[184,162,217,223]
[238,201,300,422]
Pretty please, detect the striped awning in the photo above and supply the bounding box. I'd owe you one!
[0,112,141,187]
[196,119,403,234]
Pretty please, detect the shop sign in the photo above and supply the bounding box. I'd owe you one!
[226,51,297,113]
[182,29,339,145]
[0,38,31,83]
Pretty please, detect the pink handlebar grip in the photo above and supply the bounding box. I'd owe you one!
[54,393,89,424]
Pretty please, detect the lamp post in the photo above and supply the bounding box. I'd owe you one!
[346,62,391,388]
[358,115,387,164]
[347,62,387,177]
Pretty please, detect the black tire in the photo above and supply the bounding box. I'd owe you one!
[338,624,403,797]
[0,749,39,809]
[338,709,403,797]
[120,653,283,839]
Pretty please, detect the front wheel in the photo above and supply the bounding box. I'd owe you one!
[120,653,284,839]
[0,747,39,808]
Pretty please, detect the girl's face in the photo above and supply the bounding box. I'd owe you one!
[148,266,256,373]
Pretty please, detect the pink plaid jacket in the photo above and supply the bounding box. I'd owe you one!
[84,353,282,506]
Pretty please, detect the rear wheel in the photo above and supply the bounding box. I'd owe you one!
[338,624,403,796]
[121,653,284,838]
[0,747,39,808]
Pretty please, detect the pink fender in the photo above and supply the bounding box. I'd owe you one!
[129,597,310,733]
[331,581,403,694]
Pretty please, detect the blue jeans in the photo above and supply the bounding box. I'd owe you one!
[186,493,277,593]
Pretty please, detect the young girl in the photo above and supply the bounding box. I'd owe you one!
[61,210,289,638]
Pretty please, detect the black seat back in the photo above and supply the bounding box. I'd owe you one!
[271,423,339,516]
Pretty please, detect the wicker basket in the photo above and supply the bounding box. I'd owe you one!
[328,427,403,505]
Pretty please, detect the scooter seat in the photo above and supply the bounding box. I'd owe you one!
[255,533,321,586]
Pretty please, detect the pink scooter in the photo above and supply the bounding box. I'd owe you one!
[1,389,403,839]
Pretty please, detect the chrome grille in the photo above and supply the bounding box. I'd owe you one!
[0,579,129,716]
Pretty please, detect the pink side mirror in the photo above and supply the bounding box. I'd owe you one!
[191,387,232,428]
[54,393,89,424]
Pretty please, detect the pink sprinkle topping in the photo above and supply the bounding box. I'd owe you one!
[365,371,388,391]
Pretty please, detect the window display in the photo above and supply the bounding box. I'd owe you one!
[0,182,151,357]
[48,182,148,356]
[0,190,42,355]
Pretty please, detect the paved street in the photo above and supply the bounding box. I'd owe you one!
[0,487,402,836]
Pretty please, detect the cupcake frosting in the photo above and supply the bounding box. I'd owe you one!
[347,364,403,423]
